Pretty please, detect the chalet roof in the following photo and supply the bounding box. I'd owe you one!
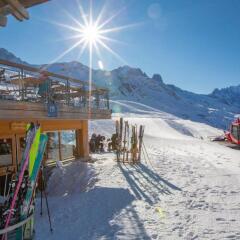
[0,0,49,27]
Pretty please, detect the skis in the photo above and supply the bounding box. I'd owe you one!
[16,124,37,179]
[29,127,41,177]
[122,121,128,162]
[119,118,123,147]
[115,120,120,161]
[15,134,48,240]
[131,125,138,163]
[126,122,130,162]
[1,123,38,240]
[138,125,145,162]
[114,118,145,164]
[21,134,48,219]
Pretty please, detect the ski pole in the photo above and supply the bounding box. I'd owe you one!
[43,188,53,232]
[40,169,43,216]
[41,166,53,232]
[3,167,9,199]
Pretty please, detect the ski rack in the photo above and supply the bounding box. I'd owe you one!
[0,212,34,239]
[115,118,145,164]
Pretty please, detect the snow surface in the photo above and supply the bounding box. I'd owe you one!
[35,102,240,240]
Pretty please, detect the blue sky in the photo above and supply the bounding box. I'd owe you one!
[1,0,240,94]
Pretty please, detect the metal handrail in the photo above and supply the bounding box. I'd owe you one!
[0,213,33,235]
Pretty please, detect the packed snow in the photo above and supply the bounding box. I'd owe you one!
[34,102,240,240]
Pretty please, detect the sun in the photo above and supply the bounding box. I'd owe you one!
[47,2,139,65]
[82,24,100,44]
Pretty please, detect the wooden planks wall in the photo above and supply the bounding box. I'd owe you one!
[0,120,84,134]
[0,100,111,121]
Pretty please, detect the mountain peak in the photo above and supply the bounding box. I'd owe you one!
[152,74,163,83]
[210,85,240,107]
[114,65,148,78]
[0,48,28,65]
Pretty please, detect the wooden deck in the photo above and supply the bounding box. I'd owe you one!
[0,100,111,121]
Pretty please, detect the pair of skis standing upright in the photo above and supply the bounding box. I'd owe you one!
[115,118,145,163]
[0,123,48,240]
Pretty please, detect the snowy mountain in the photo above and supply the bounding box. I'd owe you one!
[211,85,240,108]
[0,48,29,65]
[0,48,239,129]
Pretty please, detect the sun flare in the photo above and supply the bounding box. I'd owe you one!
[81,24,100,44]
[47,2,140,65]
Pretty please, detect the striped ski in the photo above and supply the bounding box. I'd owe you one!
[1,124,38,240]
[21,134,48,219]
[29,127,41,177]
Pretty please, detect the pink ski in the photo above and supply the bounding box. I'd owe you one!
[1,124,37,240]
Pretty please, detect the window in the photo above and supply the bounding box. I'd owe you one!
[45,132,59,164]
[45,131,76,165]
[0,138,13,166]
[231,125,240,141]
[61,130,76,160]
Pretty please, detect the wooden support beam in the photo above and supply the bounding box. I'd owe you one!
[0,14,7,26]
[19,0,49,8]
[0,120,84,135]
[58,131,62,161]
[4,0,29,20]
[0,0,49,9]
[75,121,89,159]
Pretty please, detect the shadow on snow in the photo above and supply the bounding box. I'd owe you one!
[118,162,181,206]
[35,186,151,240]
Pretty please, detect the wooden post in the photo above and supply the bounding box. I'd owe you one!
[20,69,24,100]
[75,121,89,160]
[66,80,70,105]
[0,15,7,27]
[122,121,127,163]
[95,90,100,109]
[58,132,62,162]
[106,91,110,109]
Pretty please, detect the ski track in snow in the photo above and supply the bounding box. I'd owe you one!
[35,107,240,240]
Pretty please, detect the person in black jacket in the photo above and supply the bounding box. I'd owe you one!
[89,133,97,153]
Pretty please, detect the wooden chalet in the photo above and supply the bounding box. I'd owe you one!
[0,59,111,180]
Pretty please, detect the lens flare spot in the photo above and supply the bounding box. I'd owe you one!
[98,60,104,70]
[112,104,122,113]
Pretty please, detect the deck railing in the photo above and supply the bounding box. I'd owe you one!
[0,60,110,111]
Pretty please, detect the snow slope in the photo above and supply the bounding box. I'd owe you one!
[0,48,239,129]
[35,101,240,240]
